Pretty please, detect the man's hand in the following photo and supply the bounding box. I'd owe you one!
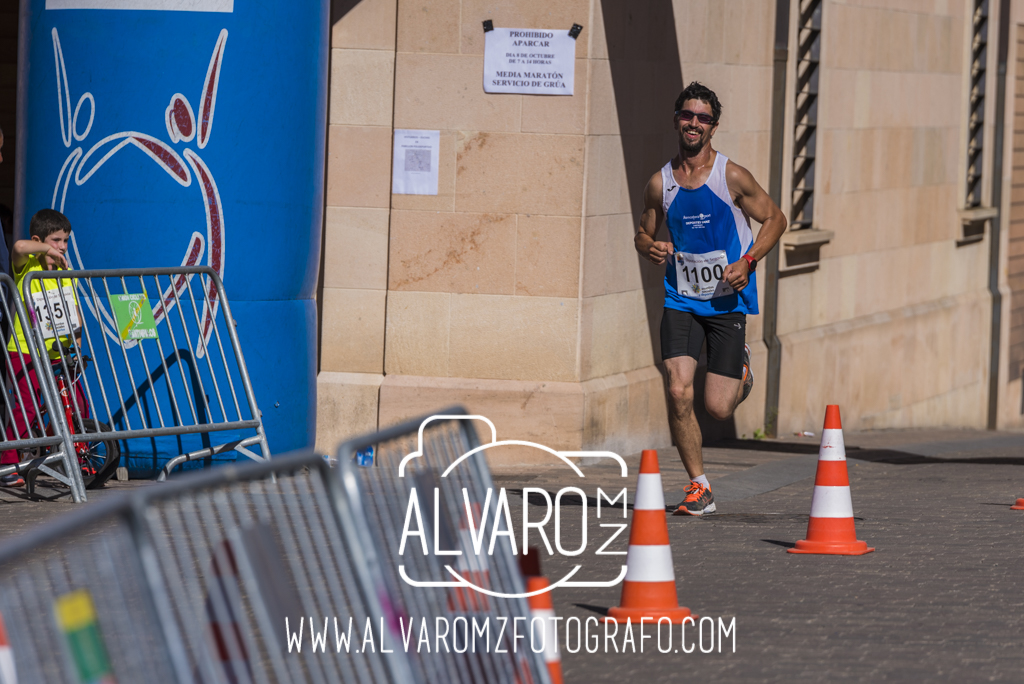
[722,259,750,291]
[644,240,675,265]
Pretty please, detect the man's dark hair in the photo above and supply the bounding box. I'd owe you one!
[29,209,72,240]
[675,82,722,123]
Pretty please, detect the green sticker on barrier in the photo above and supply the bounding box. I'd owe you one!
[108,293,158,341]
[54,589,116,684]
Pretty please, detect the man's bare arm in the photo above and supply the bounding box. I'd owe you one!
[634,171,674,265]
[720,161,788,290]
[727,161,787,262]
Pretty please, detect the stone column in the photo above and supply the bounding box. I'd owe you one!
[316,0,398,452]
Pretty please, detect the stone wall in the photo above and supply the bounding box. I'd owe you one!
[316,0,397,453]
[776,0,992,433]
[998,2,1024,428]
[317,0,1016,460]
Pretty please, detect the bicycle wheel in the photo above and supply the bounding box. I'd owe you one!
[77,419,121,489]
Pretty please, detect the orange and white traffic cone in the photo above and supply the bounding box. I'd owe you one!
[1011,498,1024,510]
[606,450,693,623]
[789,405,874,555]
[204,539,254,684]
[449,504,492,613]
[0,610,16,684]
[519,551,562,684]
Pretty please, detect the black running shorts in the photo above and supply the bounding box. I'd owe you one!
[660,309,747,379]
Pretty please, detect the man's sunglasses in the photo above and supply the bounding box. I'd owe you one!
[675,109,715,125]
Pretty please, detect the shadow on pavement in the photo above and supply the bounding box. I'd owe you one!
[0,483,74,503]
[514,489,632,510]
[850,450,1024,466]
[693,513,810,524]
[574,603,610,617]
[711,439,823,454]
[712,439,1024,466]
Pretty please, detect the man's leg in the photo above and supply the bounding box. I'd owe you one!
[660,309,706,478]
[664,355,703,478]
[702,313,750,421]
[666,356,717,516]
[660,309,717,516]
[703,372,744,421]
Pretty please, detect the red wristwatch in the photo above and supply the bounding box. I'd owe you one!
[741,254,757,271]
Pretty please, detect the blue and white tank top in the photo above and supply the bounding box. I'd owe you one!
[661,152,758,315]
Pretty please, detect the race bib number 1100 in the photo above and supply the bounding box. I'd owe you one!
[31,285,79,339]
[675,250,735,300]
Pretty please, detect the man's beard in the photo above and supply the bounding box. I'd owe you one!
[679,128,707,152]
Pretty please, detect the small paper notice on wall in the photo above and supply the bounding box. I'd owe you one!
[483,27,576,96]
[392,129,440,195]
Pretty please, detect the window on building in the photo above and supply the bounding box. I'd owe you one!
[790,0,822,231]
[964,0,989,209]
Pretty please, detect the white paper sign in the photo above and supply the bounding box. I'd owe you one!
[483,28,576,96]
[392,129,440,196]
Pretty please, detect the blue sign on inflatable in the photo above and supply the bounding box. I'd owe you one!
[16,0,329,473]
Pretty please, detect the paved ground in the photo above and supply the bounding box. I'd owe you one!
[2,429,1022,682]
[0,476,152,540]
[492,429,1024,683]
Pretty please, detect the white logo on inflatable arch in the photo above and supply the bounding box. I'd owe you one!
[50,27,227,357]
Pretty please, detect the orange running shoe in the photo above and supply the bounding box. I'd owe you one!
[740,343,753,403]
[0,472,24,487]
[672,480,716,516]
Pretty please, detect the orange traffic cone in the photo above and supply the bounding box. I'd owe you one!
[605,450,693,623]
[449,504,492,612]
[1011,498,1024,510]
[519,551,562,684]
[0,610,16,684]
[204,539,255,684]
[789,406,874,555]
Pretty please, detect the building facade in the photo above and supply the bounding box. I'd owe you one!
[5,1,1024,464]
[315,0,1024,463]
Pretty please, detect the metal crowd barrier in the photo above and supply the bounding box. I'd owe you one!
[0,450,416,683]
[338,408,552,684]
[23,266,270,483]
[0,272,87,502]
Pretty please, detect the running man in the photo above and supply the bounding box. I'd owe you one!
[635,82,787,516]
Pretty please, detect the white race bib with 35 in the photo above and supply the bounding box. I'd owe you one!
[675,250,735,300]
[31,284,79,339]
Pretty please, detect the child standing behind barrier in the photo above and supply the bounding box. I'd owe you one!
[1,210,81,487]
